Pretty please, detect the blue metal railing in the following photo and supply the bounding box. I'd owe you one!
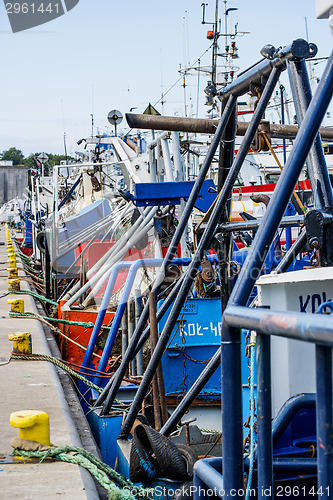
[193,47,333,499]
[193,308,333,499]
[81,258,191,382]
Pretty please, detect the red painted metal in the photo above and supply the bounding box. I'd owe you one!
[58,301,115,369]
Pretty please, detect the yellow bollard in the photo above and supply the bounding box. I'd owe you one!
[8,298,24,313]
[8,332,32,355]
[7,258,17,267]
[8,279,20,292]
[10,410,50,446]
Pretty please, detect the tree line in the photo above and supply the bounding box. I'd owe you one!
[0,147,74,168]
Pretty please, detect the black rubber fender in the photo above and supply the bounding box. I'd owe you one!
[145,425,188,480]
[129,424,188,483]
[129,424,159,482]
[36,231,46,253]
[175,444,199,477]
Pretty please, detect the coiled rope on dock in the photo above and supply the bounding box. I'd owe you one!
[12,446,153,500]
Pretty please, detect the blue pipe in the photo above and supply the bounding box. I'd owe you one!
[224,305,333,346]
[219,67,283,498]
[223,51,333,497]
[221,323,243,497]
[256,333,273,499]
[81,261,133,370]
[92,258,191,382]
[315,344,333,498]
[193,458,225,497]
[119,65,282,443]
[280,84,287,166]
[285,227,292,252]
[58,174,82,210]
[228,51,333,309]
[195,456,318,498]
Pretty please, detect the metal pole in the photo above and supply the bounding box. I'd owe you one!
[58,174,82,210]
[93,258,190,383]
[96,274,185,412]
[221,323,244,497]
[216,98,236,310]
[219,39,312,99]
[287,58,333,210]
[315,344,333,498]
[221,52,333,497]
[149,292,168,428]
[121,304,128,362]
[256,333,273,499]
[97,98,236,412]
[134,289,144,376]
[119,67,281,440]
[224,305,333,344]
[227,49,333,309]
[151,366,161,430]
[126,112,333,141]
[128,300,136,377]
[275,227,307,273]
[150,94,237,294]
[280,85,287,166]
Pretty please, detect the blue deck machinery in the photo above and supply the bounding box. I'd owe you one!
[86,37,333,499]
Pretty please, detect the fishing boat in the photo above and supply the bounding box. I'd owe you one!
[5,0,333,498]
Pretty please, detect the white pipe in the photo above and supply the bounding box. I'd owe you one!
[82,209,163,306]
[62,205,151,303]
[58,213,115,256]
[148,148,157,183]
[171,132,184,182]
[62,206,154,306]
[160,139,174,182]
[156,142,164,182]
[64,212,156,309]
[148,131,169,150]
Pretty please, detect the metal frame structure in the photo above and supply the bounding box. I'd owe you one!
[92,38,333,496]
[80,257,191,380]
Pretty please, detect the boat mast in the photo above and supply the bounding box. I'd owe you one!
[211,0,219,86]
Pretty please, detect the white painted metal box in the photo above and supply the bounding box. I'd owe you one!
[256,267,333,416]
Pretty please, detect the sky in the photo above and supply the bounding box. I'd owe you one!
[0,0,332,157]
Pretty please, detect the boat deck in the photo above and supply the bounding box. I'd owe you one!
[0,226,100,499]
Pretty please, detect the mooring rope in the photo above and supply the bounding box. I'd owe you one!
[10,352,105,393]
[12,446,153,500]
